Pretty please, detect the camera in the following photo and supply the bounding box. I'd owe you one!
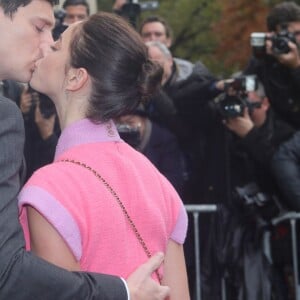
[250,30,296,58]
[116,0,159,28]
[52,9,68,41]
[215,75,260,119]
[116,123,141,148]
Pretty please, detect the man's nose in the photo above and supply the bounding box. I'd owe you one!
[149,34,157,41]
[40,32,54,57]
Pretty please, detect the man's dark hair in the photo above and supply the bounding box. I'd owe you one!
[0,0,58,16]
[62,0,89,15]
[139,15,173,40]
[267,1,300,31]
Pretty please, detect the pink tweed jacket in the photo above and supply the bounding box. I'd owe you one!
[19,119,188,279]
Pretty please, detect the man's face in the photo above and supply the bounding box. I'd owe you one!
[247,91,268,127]
[287,22,300,45]
[148,45,173,85]
[63,5,88,25]
[141,21,171,48]
[0,0,55,82]
[276,21,300,45]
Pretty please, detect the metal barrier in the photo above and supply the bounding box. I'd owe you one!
[185,204,220,300]
[264,212,300,300]
[185,206,300,300]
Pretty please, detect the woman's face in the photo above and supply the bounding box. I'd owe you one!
[30,23,77,99]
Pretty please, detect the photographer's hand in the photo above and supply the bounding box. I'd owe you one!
[20,86,35,115]
[277,41,300,69]
[266,37,300,69]
[223,108,254,138]
[113,0,126,11]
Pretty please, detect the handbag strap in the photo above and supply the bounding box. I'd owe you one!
[59,158,161,283]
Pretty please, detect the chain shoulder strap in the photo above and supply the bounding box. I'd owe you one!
[59,158,161,283]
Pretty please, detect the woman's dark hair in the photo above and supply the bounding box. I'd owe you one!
[267,1,300,31]
[0,0,58,16]
[70,12,163,122]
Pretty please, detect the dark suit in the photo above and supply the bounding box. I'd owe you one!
[0,96,127,299]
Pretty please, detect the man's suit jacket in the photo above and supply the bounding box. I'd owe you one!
[0,96,127,299]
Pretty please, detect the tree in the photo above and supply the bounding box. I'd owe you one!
[213,0,269,76]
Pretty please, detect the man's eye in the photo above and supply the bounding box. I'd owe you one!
[36,26,44,33]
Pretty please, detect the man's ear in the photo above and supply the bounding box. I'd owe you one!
[66,68,89,91]
[262,97,270,110]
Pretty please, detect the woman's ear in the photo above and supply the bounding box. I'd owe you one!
[66,67,89,91]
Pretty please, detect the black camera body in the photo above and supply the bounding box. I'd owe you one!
[215,75,259,119]
[52,9,68,41]
[271,30,296,55]
[117,0,159,28]
[116,124,141,148]
[250,30,296,58]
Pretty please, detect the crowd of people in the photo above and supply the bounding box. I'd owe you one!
[2,0,300,299]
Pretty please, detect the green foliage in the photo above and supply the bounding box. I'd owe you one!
[97,0,114,12]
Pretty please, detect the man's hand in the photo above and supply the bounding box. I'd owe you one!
[266,38,300,69]
[113,0,126,10]
[126,252,170,300]
[20,86,36,115]
[223,108,254,138]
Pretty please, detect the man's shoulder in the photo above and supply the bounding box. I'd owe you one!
[173,57,214,81]
[0,95,23,121]
[173,57,194,81]
[0,94,19,108]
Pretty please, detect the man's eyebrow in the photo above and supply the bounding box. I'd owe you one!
[37,16,55,29]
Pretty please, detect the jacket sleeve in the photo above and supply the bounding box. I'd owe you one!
[0,97,127,300]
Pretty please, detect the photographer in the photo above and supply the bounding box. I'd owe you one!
[201,78,294,300]
[145,41,221,203]
[19,85,60,180]
[62,0,89,25]
[245,1,300,129]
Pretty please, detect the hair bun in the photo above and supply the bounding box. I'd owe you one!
[138,59,163,104]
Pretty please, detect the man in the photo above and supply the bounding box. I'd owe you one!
[245,1,300,129]
[0,1,169,299]
[21,0,90,181]
[62,0,89,25]
[140,15,213,81]
[201,80,294,299]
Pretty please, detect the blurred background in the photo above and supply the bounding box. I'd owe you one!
[56,0,300,77]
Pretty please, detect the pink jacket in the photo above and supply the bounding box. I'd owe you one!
[19,119,188,279]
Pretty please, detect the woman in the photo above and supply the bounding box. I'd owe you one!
[18,12,190,300]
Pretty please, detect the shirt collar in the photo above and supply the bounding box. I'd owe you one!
[55,118,121,160]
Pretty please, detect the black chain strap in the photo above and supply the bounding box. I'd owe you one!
[60,158,161,283]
